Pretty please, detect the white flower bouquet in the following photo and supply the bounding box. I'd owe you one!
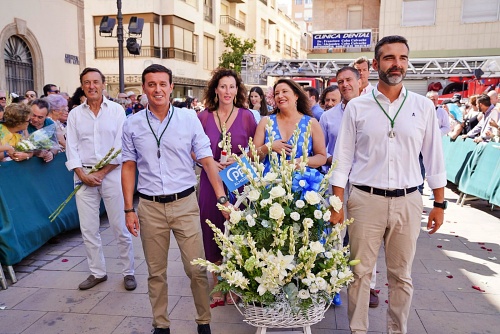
[14,139,36,152]
[28,124,58,150]
[193,119,355,317]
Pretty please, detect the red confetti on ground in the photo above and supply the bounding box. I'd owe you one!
[385,283,389,286]
[472,285,485,292]
[375,289,381,294]
[61,259,68,262]
[478,242,485,245]
[487,249,492,252]
[446,275,453,279]
[437,245,443,248]
[481,246,487,250]
[385,300,389,304]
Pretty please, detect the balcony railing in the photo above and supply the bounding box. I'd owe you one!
[162,47,196,62]
[284,44,291,56]
[220,15,245,30]
[276,41,280,52]
[292,48,298,58]
[95,46,161,59]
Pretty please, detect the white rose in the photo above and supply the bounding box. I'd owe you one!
[302,218,313,229]
[290,212,300,221]
[309,283,319,294]
[337,271,346,279]
[261,219,270,228]
[323,210,331,221]
[264,172,278,182]
[296,200,305,209]
[309,241,325,253]
[248,189,260,201]
[298,289,310,299]
[314,210,323,219]
[324,251,333,259]
[315,277,328,290]
[304,191,321,205]
[246,214,256,227]
[260,199,270,207]
[269,185,286,199]
[269,203,285,220]
[299,180,306,187]
[229,210,242,224]
[329,195,343,213]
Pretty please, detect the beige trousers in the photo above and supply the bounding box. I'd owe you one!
[138,192,211,328]
[346,187,422,334]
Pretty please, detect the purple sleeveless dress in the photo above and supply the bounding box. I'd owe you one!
[198,108,257,263]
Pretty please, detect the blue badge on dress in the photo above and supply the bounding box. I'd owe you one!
[219,157,256,192]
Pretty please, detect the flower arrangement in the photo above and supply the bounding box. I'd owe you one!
[192,119,355,316]
[49,147,121,222]
[14,139,36,152]
[29,124,58,150]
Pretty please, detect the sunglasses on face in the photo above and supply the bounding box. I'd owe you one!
[25,94,36,98]
[50,90,60,94]
[0,97,6,100]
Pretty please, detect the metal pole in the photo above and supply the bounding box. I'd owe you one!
[117,0,124,93]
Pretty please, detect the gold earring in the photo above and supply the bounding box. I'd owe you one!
[234,96,237,104]
[215,94,218,103]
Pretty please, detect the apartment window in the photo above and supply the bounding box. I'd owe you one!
[295,0,303,4]
[163,16,196,62]
[204,35,215,70]
[261,19,266,37]
[4,35,34,95]
[402,0,436,27]
[462,0,500,23]
[204,0,213,23]
[305,0,312,4]
[239,11,246,25]
[347,6,362,29]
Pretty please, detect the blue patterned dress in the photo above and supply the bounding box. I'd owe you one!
[263,113,313,172]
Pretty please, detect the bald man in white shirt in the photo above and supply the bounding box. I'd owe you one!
[329,36,446,334]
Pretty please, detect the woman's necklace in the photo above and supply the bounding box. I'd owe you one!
[215,104,235,140]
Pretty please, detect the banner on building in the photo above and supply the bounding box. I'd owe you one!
[312,30,372,49]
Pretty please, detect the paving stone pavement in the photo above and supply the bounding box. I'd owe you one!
[1,184,499,334]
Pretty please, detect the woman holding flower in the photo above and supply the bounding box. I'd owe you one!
[0,103,33,162]
[197,68,257,307]
[253,78,327,170]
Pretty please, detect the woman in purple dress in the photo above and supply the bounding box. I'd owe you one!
[197,68,257,307]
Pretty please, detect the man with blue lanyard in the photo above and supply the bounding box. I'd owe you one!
[121,64,229,334]
[329,36,446,333]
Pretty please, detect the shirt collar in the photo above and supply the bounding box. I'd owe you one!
[82,95,109,108]
[373,84,407,102]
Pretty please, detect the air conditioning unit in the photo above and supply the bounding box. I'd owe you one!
[264,39,270,45]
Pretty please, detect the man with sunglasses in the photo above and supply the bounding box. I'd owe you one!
[43,84,59,97]
[0,90,6,109]
[25,90,38,102]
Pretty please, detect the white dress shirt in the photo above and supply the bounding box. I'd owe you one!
[66,96,125,171]
[360,82,374,96]
[330,85,446,190]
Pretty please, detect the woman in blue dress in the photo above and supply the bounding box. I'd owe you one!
[253,78,326,169]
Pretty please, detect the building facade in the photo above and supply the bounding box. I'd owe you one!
[0,0,85,97]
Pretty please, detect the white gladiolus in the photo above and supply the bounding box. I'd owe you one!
[329,195,343,213]
[304,191,321,205]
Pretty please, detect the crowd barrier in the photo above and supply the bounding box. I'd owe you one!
[441,137,500,207]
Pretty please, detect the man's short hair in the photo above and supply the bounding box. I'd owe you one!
[374,35,410,61]
[29,98,50,113]
[142,64,173,85]
[79,67,106,84]
[354,56,370,68]
[476,94,491,107]
[43,84,57,96]
[336,66,360,80]
[304,86,319,101]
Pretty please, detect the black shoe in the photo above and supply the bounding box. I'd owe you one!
[78,275,107,290]
[152,328,170,334]
[197,324,211,334]
[124,275,137,290]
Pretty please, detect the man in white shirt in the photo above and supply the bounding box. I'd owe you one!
[329,36,446,334]
[66,67,136,291]
[353,57,374,96]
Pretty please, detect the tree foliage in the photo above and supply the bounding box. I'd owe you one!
[218,30,256,74]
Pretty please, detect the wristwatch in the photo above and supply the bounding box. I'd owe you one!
[433,201,448,210]
[217,196,229,205]
[124,208,135,213]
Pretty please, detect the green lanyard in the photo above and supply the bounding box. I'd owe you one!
[372,89,408,138]
[146,105,174,158]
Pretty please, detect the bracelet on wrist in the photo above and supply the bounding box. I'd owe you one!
[124,208,135,213]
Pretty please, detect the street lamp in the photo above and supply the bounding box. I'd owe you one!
[117,0,124,93]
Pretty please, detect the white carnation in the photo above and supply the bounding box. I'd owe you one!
[290,212,300,221]
[296,200,305,208]
[269,185,286,199]
[304,191,321,205]
[298,289,310,299]
[323,210,331,221]
[314,210,323,219]
[246,214,256,227]
[269,203,285,220]
[329,195,343,213]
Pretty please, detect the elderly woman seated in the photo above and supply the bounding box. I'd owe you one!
[0,103,33,162]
